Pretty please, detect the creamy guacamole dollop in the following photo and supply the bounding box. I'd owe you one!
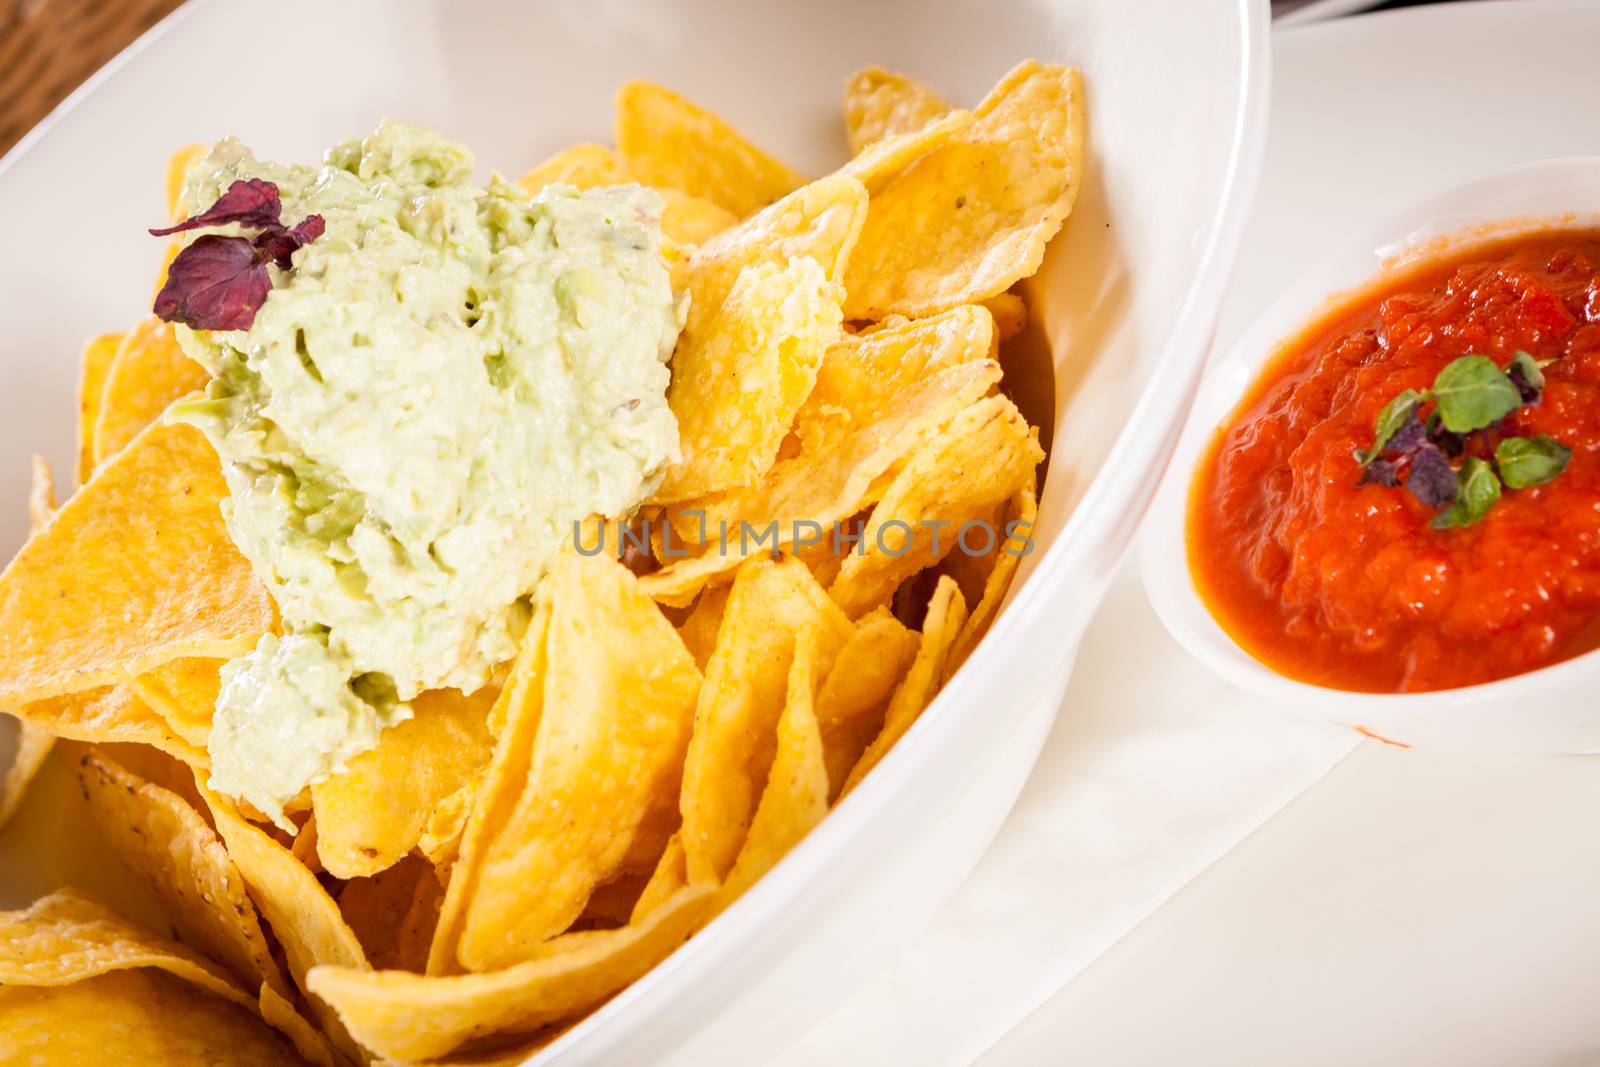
[170,122,683,825]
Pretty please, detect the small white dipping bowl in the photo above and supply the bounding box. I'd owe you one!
[1141,157,1600,756]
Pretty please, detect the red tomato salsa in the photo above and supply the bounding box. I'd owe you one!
[1191,231,1600,692]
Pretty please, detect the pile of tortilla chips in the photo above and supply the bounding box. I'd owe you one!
[0,59,1080,1064]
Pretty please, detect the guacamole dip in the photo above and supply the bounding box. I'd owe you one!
[170,122,683,825]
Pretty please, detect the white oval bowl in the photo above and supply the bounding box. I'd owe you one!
[1142,157,1600,757]
[0,0,1268,1062]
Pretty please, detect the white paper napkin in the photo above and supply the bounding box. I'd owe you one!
[772,564,1358,1066]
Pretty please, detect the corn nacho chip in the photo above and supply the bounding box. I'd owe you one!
[829,394,1043,618]
[77,749,288,999]
[10,685,206,765]
[0,458,60,831]
[838,108,972,190]
[843,62,1086,319]
[517,142,631,192]
[843,66,953,154]
[655,256,843,502]
[0,419,274,706]
[675,172,868,346]
[91,317,208,468]
[679,555,852,885]
[429,598,552,976]
[338,854,437,972]
[258,981,343,1067]
[840,577,968,797]
[164,143,207,221]
[202,784,371,1064]
[949,479,1037,672]
[517,142,737,246]
[313,684,498,880]
[0,888,253,1005]
[456,551,703,971]
[129,656,225,748]
[983,291,1030,342]
[675,583,730,671]
[75,332,124,485]
[310,884,714,1063]
[642,308,1000,605]
[721,630,829,901]
[630,833,689,923]
[0,968,311,1067]
[617,80,805,218]
[816,606,919,798]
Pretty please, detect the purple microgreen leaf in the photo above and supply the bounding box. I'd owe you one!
[152,234,271,331]
[149,178,283,236]
[1424,411,1467,458]
[1386,408,1428,456]
[1357,458,1401,488]
[1405,443,1460,510]
[1507,350,1545,405]
[255,213,326,269]
[1355,388,1425,466]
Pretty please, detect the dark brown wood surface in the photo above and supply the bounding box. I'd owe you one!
[0,0,186,157]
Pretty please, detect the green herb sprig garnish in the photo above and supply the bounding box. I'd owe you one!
[1354,352,1569,529]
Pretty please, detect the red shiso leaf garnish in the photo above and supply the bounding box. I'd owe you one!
[150,179,323,331]
[153,234,273,331]
[149,178,283,236]
[257,214,326,269]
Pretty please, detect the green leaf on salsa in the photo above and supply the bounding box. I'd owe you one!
[1507,350,1546,401]
[1495,434,1571,489]
[1430,456,1502,529]
[1430,355,1523,433]
[1355,388,1424,465]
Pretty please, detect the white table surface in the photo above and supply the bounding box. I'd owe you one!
[976,3,1600,1064]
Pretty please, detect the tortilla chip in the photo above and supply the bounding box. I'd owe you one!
[816,606,919,798]
[75,332,124,485]
[91,317,209,468]
[128,656,224,748]
[0,718,54,832]
[843,66,953,154]
[983,291,1029,342]
[575,870,651,930]
[428,597,552,976]
[616,80,805,218]
[517,142,737,246]
[676,583,730,672]
[838,108,972,190]
[721,629,829,901]
[679,555,852,885]
[313,684,497,880]
[0,458,60,830]
[675,172,867,349]
[840,577,968,797]
[948,479,1037,672]
[258,980,343,1067]
[202,784,371,1065]
[0,419,274,706]
[0,888,253,1007]
[517,142,630,192]
[843,62,1086,319]
[339,855,437,972]
[77,749,288,999]
[0,968,311,1066]
[657,189,739,246]
[9,685,206,765]
[292,813,324,874]
[165,143,206,221]
[655,256,843,502]
[642,307,1000,606]
[310,884,713,1063]
[828,395,1043,618]
[456,551,703,971]
[630,833,689,923]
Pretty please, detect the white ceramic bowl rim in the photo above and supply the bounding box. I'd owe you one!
[1142,156,1600,751]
